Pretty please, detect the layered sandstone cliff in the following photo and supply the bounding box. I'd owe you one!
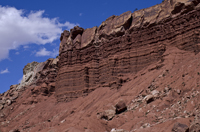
[1,0,200,132]
[56,0,200,101]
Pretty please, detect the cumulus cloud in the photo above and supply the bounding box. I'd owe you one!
[0,6,77,61]
[23,45,29,49]
[35,48,58,57]
[0,68,9,74]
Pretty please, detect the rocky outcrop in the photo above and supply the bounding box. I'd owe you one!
[16,58,59,90]
[2,0,200,131]
[55,0,200,101]
[17,62,38,89]
[0,58,59,115]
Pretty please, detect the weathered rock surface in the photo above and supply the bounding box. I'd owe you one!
[56,0,200,101]
[0,58,58,121]
[172,122,189,132]
[2,0,200,132]
[81,26,97,48]
[17,61,38,89]
[70,26,84,39]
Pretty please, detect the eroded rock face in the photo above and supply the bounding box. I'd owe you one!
[81,27,97,48]
[70,26,84,39]
[98,11,132,38]
[17,58,59,90]
[59,30,70,53]
[73,34,82,49]
[17,62,39,89]
[0,58,59,116]
[56,0,200,101]
[130,0,199,29]
[3,0,200,131]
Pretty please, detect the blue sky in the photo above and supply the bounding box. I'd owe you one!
[0,0,162,93]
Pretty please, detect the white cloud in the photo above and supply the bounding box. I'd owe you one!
[15,52,19,55]
[23,45,29,49]
[35,48,58,57]
[79,13,83,16]
[0,68,9,74]
[0,6,77,61]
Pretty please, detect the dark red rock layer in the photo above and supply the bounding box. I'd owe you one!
[56,34,166,101]
[55,0,200,101]
[3,0,200,131]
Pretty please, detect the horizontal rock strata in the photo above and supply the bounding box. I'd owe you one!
[2,0,200,131]
[56,0,200,101]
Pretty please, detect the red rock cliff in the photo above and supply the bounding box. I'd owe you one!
[2,0,200,132]
[56,0,200,101]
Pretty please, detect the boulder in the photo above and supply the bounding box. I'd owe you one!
[102,109,115,120]
[143,90,160,104]
[98,108,116,121]
[144,95,155,104]
[172,122,189,132]
[115,100,127,114]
